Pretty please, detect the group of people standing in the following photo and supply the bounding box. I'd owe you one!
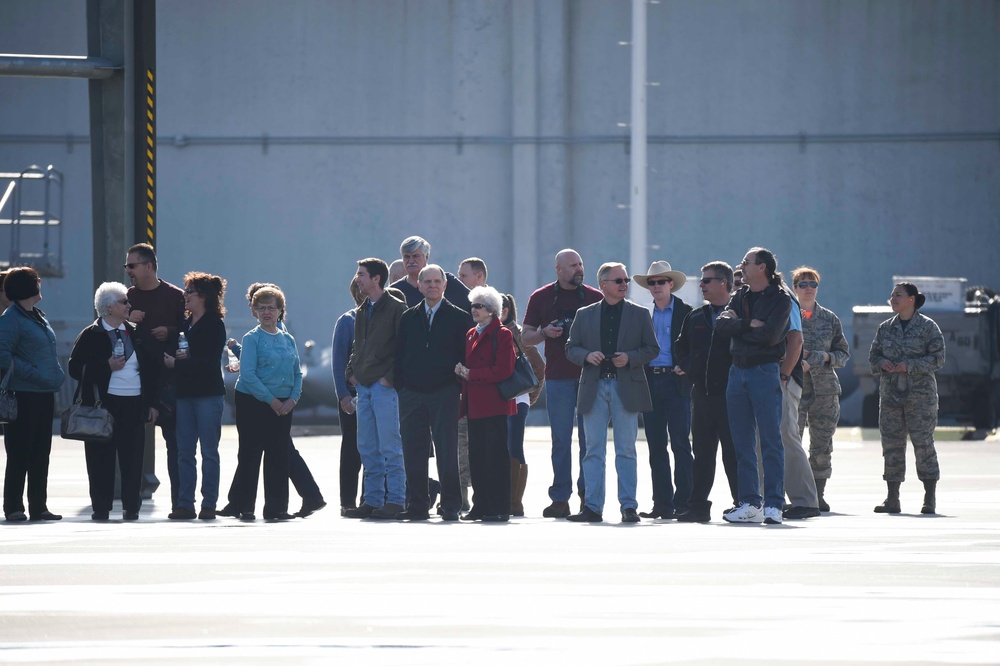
[1,238,946,525]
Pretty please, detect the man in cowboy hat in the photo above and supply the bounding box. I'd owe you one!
[633,261,694,520]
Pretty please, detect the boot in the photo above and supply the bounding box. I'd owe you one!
[874,481,901,514]
[921,479,937,514]
[815,478,830,513]
[509,458,525,517]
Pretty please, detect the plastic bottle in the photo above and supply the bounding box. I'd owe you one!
[177,332,189,358]
[226,346,240,372]
[113,338,125,358]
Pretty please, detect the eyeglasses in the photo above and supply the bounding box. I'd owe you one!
[123,261,150,270]
[117,298,129,305]
[737,259,760,268]
[796,281,819,289]
[470,303,488,310]
[647,278,672,286]
[183,288,198,295]
[601,277,631,285]
[700,277,724,285]
[256,304,278,313]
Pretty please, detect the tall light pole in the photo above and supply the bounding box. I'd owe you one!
[629,0,648,297]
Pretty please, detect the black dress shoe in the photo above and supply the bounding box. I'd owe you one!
[343,503,377,519]
[369,503,404,520]
[29,510,62,521]
[198,508,217,520]
[123,511,139,521]
[542,501,571,518]
[461,509,484,522]
[217,505,240,518]
[621,508,641,523]
[397,508,430,521]
[91,511,110,521]
[676,508,712,523]
[481,514,510,522]
[239,512,256,522]
[782,505,821,520]
[639,508,673,520]
[264,512,296,522]
[296,499,328,518]
[168,507,197,520]
[4,511,27,522]
[567,506,603,523]
[440,510,460,522]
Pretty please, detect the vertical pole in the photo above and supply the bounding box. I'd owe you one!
[629,0,648,295]
[133,0,156,248]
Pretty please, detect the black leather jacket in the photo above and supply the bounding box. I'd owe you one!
[715,283,791,368]
[674,304,732,396]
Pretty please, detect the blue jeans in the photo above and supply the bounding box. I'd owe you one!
[356,381,406,507]
[507,402,529,464]
[581,379,639,514]
[175,395,224,511]
[642,370,693,513]
[545,378,587,502]
[726,363,784,509]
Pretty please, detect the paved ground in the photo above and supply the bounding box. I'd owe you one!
[1,426,999,665]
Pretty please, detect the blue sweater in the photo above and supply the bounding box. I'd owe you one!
[0,303,65,392]
[331,308,356,401]
[235,325,302,404]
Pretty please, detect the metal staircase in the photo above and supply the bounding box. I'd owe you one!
[0,165,64,277]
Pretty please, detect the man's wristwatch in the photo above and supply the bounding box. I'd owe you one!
[780,373,790,382]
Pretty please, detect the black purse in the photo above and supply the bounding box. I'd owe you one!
[494,334,541,401]
[0,360,16,423]
[60,367,115,442]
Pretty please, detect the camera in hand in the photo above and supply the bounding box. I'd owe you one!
[550,316,574,337]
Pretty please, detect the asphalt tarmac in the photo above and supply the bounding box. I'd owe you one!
[1,426,998,665]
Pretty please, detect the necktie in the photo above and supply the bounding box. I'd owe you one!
[426,307,434,328]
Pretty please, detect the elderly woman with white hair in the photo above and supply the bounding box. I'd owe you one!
[69,282,160,521]
[455,285,516,522]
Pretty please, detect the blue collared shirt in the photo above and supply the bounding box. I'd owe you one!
[651,298,674,367]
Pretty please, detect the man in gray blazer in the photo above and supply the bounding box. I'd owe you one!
[565,263,660,523]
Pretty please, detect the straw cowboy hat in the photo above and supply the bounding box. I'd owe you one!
[633,261,686,292]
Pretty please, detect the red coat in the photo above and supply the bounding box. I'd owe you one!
[461,317,516,419]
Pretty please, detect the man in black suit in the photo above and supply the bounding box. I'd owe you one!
[633,261,694,519]
[393,264,472,521]
[673,261,739,522]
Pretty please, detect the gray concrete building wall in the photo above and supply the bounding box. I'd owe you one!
[2,1,998,394]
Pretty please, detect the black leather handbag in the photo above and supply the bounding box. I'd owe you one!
[495,336,541,401]
[61,369,115,442]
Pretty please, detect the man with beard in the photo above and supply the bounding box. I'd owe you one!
[522,249,603,517]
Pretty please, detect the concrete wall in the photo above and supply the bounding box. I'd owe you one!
[2,1,998,399]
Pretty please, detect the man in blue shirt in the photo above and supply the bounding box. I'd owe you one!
[634,261,693,519]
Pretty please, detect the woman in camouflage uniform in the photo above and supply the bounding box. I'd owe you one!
[868,282,945,515]
[793,267,850,512]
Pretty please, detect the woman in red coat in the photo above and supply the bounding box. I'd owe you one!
[455,285,516,522]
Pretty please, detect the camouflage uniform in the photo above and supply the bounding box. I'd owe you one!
[868,313,945,482]
[797,302,850,479]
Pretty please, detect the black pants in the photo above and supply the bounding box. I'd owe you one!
[399,385,462,513]
[338,402,362,508]
[689,390,738,509]
[233,391,292,517]
[3,391,55,516]
[85,394,145,513]
[468,414,510,517]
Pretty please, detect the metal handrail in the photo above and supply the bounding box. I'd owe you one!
[2,165,64,276]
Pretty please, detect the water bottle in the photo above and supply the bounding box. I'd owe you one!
[177,332,189,359]
[113,338,125,358]
[226,346,240,372]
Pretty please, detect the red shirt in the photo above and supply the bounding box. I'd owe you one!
[522,281,603,380]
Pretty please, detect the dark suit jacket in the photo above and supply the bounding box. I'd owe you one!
[674,304,733,397]
[394,298,472,393]
[565,299,660,414]
[68,319,159,410]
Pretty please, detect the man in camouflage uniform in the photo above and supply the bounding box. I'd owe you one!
[793,268,850,512]
[868,284,945,514]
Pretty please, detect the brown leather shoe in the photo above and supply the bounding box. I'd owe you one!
[542,500,571,518]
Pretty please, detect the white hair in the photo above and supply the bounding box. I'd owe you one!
[468,285,503,317]
[94,282,128,317]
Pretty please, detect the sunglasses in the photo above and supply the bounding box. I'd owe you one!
[647,278,672,286]
[117,298,129,305]
[184,288,199,295]
[470,303,487,310]
[700,277,724,285]
[123,261,149,270]
[796,281,819,289]
[602,277,631,285]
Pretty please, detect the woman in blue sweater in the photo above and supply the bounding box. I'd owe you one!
[163,272,227,520]
[0,267,66,522]
[233,286,302,521]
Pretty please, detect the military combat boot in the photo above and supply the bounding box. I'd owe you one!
[815,478,830,512]
[874,481,901,514]
[921,479,937,514]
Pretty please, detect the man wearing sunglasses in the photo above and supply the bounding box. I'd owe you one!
[632,261,693,520]
[124,243,186,510]
[564,263,659,523]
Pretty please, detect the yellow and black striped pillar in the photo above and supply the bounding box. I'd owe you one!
[134,1,156,247]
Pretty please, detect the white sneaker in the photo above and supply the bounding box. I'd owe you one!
[763,507,782,524]
[723,503,763,523]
